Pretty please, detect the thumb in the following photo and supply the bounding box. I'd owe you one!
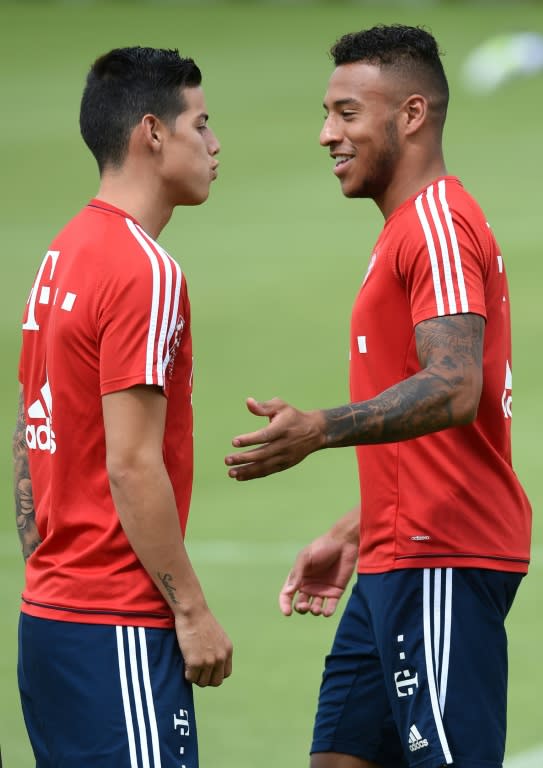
[278,567,302,617]
[246,397,283,418]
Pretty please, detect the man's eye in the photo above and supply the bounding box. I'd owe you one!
[342,111,356,120]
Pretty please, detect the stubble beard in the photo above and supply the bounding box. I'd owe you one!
[346,118,400,201]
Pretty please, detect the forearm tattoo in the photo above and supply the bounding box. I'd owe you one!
[157,571,180,606]
[13,392,42,561]
[324,314,484,447]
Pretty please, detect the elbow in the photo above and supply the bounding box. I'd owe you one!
[106,451,153,491]
[455,375,483,425]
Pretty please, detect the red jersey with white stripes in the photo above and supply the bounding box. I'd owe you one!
[19,200,193,627]
[350,177,531,573]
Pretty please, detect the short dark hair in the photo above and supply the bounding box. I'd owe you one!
[80,46,202,173]
[331,25,449,118]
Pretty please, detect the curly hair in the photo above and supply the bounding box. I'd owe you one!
[331,25,449,116]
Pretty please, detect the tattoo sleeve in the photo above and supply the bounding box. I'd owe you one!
[13,390,42,561]
[323,313,485,448]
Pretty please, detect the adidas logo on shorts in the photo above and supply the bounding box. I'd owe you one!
[408,724,429,752]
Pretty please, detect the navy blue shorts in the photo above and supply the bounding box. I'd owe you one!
[18,615,198,768]
[311,568,523,768]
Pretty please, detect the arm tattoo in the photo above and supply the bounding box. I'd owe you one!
[324,314,485,447]
[157,571,180,606]
[13,391,42,561]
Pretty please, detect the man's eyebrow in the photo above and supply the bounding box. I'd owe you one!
[323,98,361,111]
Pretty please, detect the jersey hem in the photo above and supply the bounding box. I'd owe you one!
[100,374,167,396]
[358,554,529,574]
[21,599,174,628]
[412,303,487,326]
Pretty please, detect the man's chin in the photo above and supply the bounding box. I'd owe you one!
[177,189,210,207]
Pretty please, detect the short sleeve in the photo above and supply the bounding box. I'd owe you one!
[97,223,183,398]
[396,180,488,326]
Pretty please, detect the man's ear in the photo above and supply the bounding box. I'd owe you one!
[401,94,428,136]
[140,114,163,151]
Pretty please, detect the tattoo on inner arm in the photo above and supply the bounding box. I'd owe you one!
[324,314,484,447]
[157,571,180,605]
[13,391,42,561]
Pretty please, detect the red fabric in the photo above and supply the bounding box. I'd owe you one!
[19,200,193,627]
[350,177,531,573]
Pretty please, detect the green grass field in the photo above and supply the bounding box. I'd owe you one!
[1,1,541,765]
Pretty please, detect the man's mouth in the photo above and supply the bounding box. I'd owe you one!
[334,155,353,168]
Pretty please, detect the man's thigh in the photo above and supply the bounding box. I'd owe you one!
[311,569,523,768]
[310,578,407,768]
[18,615,197,768]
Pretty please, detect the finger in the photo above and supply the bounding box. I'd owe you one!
[225,443,279,466]
[309,596,324,616]
[184,665,201,685]
[224,650,233,679]
[195,665,213,688]
[294,591,312,614]
[208,661,227,688]
[322,597,339,617]
[279,572,300,616]
[227,458,289,481]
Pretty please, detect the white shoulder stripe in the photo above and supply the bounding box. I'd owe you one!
[438,180,469,312]
[415,181,470,316]
[125,219,182,387]
[427,186,457,313]
[415,192,445,315]
[134,226,178,388]
[125,219,162,386]
[152,240,182,381]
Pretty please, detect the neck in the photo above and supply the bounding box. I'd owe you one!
[94,167,173,239]
[376,151,447,219]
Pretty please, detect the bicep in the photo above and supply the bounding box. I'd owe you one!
[102,385,167,469]
[415,313,485,374]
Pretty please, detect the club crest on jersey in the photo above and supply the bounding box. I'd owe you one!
[363,252,377,285]
[166,314,185,377]
[502,360,512,418]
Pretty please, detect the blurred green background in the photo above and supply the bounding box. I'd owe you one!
[1,1,541,766]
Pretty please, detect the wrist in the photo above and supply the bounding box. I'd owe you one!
[310,409,329,451]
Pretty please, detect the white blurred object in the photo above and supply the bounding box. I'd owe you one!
[462,32,543,92]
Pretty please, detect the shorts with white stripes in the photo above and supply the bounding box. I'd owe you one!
[311,568,523,768]
[18,615,197,768]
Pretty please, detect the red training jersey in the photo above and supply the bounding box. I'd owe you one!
[19,200,193,627]
[350,177,531,573]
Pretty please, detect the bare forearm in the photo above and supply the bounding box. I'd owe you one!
[323,367,468,448]
[329,506,360,545]
[323,314,484,448]
[109,462,206,617]
[13,390,41,561]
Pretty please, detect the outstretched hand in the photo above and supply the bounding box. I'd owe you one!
[225,397,326,481]
[279,532,358,618]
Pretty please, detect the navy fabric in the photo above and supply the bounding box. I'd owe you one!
[18,615,198,768]
[311,568,523,768]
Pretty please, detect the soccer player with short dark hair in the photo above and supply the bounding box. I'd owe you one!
[226,25,531,768]
[14,46,232,767]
